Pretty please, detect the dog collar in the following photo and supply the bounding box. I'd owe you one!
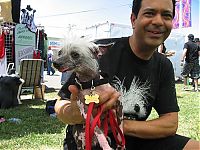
[75,73,109,90]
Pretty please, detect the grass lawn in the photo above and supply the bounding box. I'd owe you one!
[174,83,200,140]
[0,91,66,150]
[0,83,199,150]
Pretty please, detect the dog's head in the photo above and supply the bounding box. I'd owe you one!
[53,38,102,82]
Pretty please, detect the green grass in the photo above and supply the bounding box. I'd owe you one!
[0,91,66,150]
[0,84,199,150]
[175,84,200,140]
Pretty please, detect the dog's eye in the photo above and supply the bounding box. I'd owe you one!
[58,50,62,56]
[71,51,80,59]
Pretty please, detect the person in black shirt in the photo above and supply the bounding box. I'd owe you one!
[181,34,200,91]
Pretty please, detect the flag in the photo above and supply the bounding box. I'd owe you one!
[182,0,191,28]
[172,0,180,29]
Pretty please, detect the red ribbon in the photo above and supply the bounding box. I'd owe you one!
[85,102,94,150]
[109,110,125,147]
[85,102,125,150]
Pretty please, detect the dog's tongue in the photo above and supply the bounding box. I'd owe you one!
[59,67,70,72]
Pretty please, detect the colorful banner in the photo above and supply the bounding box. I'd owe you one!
[182,0,191,28]
[172,0,180,29]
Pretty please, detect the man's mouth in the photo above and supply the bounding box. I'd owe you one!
[150,30,164,34]
[147,30,165,38]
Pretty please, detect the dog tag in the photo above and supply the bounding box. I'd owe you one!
[85,93,99,104]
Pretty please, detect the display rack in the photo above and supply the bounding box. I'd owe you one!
[0,22,16,66]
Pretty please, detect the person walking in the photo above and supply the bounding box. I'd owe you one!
[47,46,55,75]
[55,0,200,149]
[181,34,200,91]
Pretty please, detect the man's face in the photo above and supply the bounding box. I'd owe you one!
[131,0,173,48]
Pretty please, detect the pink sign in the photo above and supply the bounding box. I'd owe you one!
[172,0,180,29]
[182,0,191,28]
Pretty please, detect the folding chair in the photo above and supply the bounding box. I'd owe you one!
[19,59,44,100]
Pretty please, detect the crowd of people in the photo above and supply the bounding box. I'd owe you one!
[54,0,199,150]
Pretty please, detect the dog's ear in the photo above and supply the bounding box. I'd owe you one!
[58,48,63,57]
[88,42,102,59]
[98,42,114,55]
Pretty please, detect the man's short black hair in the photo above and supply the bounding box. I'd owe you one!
[188,34,194,41]
[194,38,199,43]
[132,0,176,18]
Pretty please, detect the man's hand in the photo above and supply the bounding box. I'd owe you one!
[55,84,121,125]
[165,50,175,57]
[54,85,84,125]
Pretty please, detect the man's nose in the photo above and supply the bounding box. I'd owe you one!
[152,14,164,26]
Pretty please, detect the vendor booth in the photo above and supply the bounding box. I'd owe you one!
[0,1,47,108]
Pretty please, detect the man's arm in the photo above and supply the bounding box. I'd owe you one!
[123,112,178,139]
[181,48,187,62]
[198,50,200,56]
[55,85,178,139]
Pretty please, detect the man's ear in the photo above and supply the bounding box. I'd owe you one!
[130,13,136,29]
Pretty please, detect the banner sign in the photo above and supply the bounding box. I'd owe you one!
[15,24,36,72]
[48,40,63,50]
[182,0,191,28]
[172,0,180,29]
[15,24,36,45]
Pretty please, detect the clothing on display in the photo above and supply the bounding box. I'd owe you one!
[0,52,7,75]
[0,23,16,75]
[0,32,5,59]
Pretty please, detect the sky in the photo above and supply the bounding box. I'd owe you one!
[20,0,133,37]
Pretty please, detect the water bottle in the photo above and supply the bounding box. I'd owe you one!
[50,113,57,118]
[8,118,22,124]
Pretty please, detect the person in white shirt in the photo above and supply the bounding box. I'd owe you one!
[47,46,55,75]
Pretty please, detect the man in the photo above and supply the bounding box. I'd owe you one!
[47,46,55,75]
[181,34,200,92]
[55,0,200,149]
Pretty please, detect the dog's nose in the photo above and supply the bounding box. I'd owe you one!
[134,104,140,112]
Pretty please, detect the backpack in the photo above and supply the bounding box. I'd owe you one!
[45,99,57,115]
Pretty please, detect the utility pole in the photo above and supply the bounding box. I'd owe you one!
[68,24,76,34]
[86,21,109,38]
